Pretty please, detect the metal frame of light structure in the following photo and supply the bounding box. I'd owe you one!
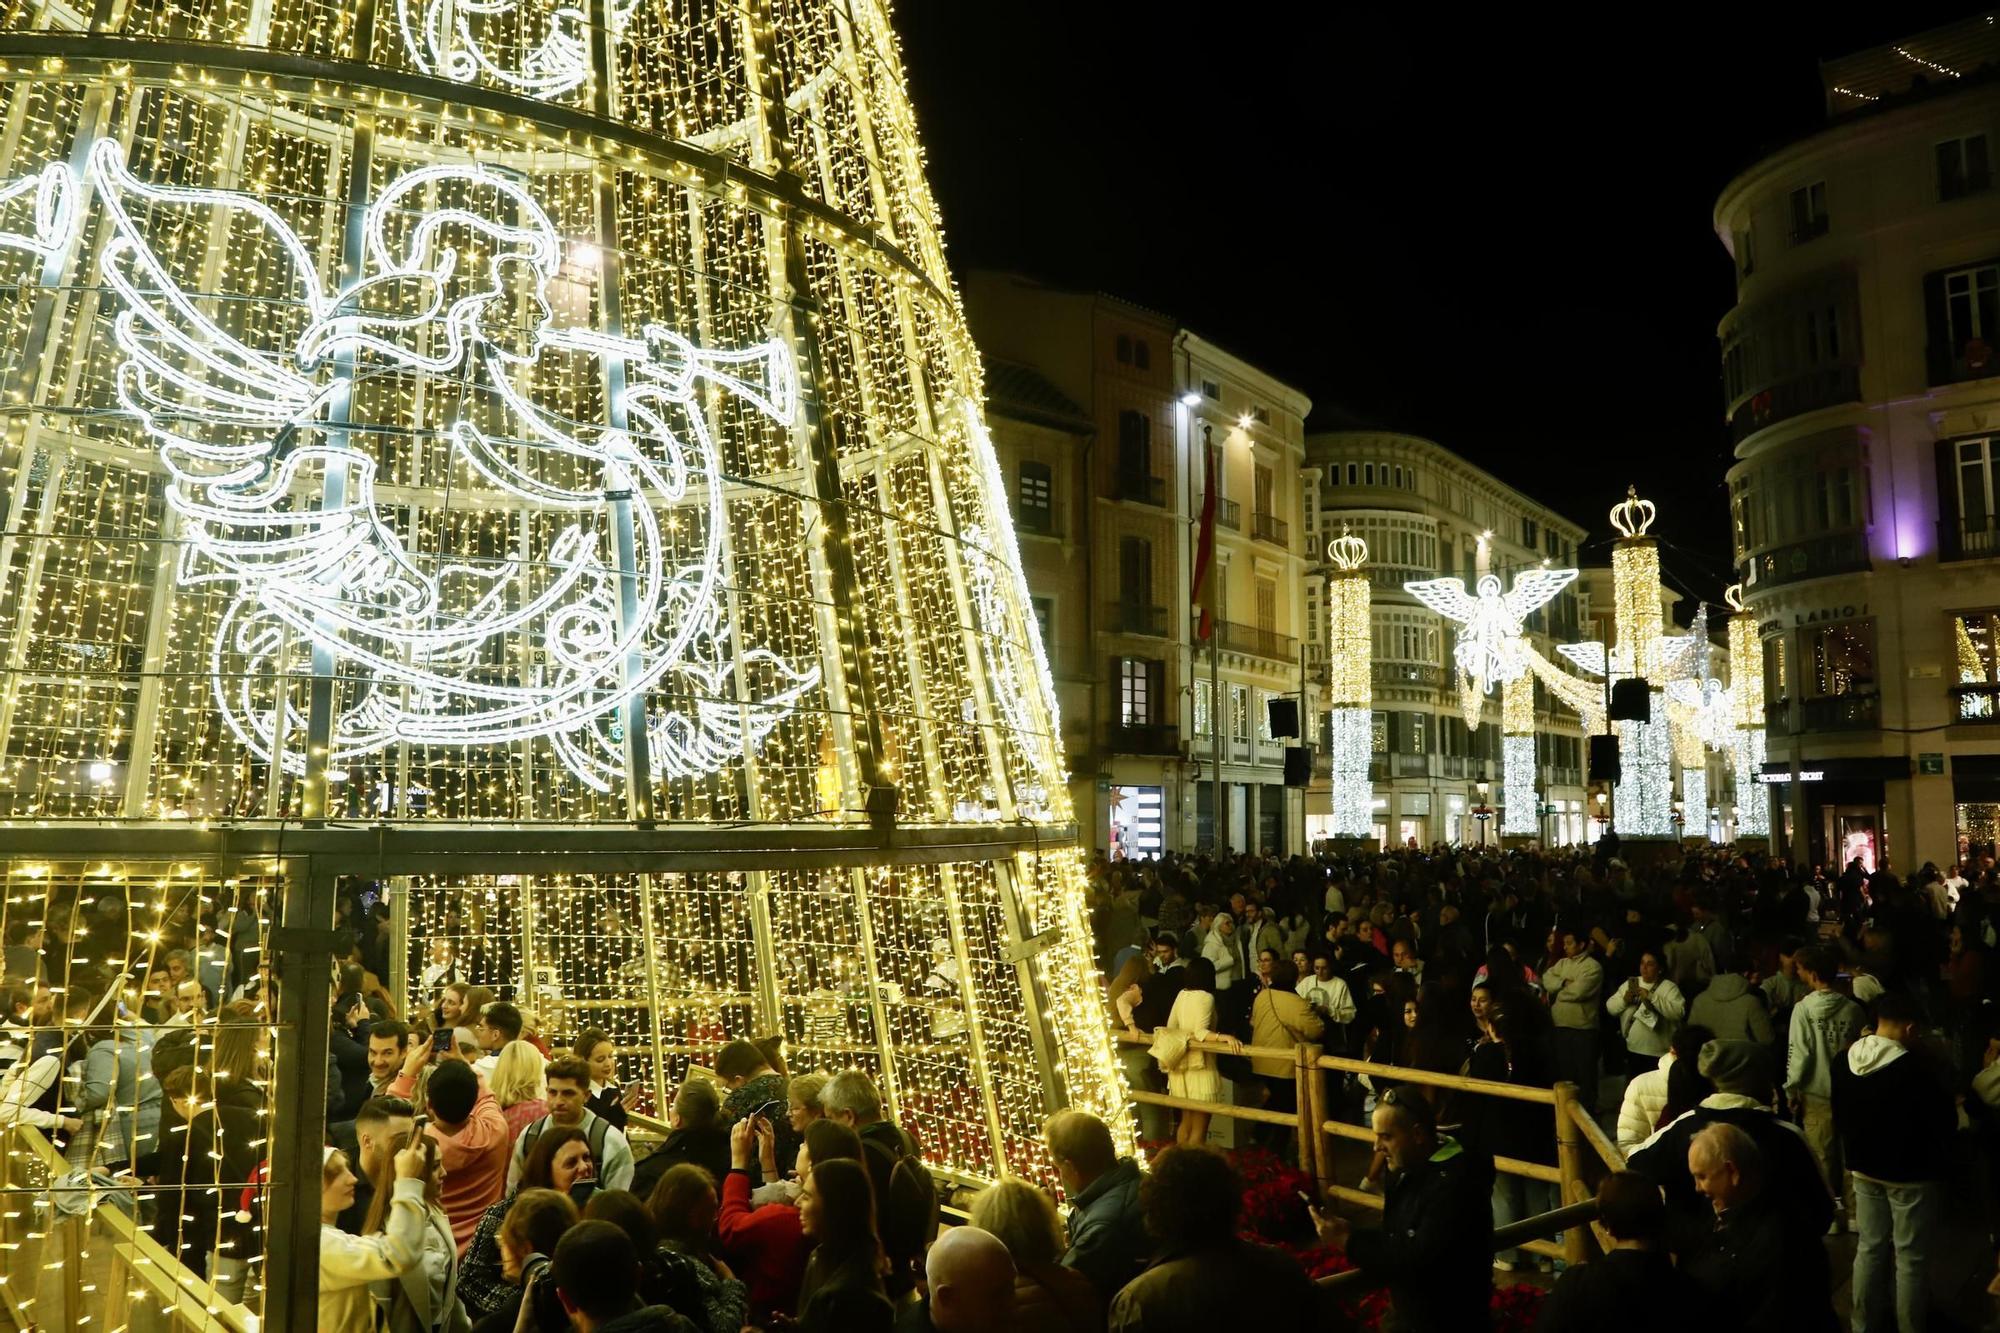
[1326,526,1373,836]
[0,6,1134,1325]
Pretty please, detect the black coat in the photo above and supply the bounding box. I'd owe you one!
[1832,1042,1956,1182]
[631,1124,731,1202]
[1532,1248,1712,1333]
[1346,1136,1495,1332]
[1625,1106,1831,1256]
[1684,1193,1838,1333]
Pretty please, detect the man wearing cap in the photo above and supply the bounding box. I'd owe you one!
[1625,1038,1832,1256]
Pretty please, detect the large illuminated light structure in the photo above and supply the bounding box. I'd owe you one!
[1405,565,1576,840]
[1325,525,1373,837]
[0,3,1131,1318]
[1725,584,1770,838]
[1608,486,1675,837]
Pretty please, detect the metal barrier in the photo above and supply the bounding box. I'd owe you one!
[0,1124,255,1332]
[1114,1028,1630,1268]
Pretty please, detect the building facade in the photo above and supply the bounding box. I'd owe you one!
[1304,432,1594,847]
[1716,16,2000,871]
[965,273,1313,857]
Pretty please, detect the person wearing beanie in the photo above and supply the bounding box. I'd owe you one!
[1832,992,1953,1333]
[1626,1038,1832,1256]
[1784,945,1863,1231]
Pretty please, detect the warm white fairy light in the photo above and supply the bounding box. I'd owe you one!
[1725,584,1770,838]
[0,2,1138,1319]
[1609,487,1673,836]
[1404,567,1577,693]
[1326,527,1373,838]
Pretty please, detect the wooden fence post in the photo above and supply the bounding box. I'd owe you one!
[1551,1080,1590,1266]
[1296,1042,1323,1192]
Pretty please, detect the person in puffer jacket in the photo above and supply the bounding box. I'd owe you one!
[1831,991,1953,1333]
[1615,1024,1712,1150]
[1688,970,1774,1047]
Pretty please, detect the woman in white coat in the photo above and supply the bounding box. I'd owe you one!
[1199,912,1243,991]
[1604,949,1686,1080]
[1154,957,1239,1147]
[320,1140,429,1333]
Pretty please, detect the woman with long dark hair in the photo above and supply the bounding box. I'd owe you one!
[458,1126,594,1321]
[1155,956,1238,1147]
[794,1157,892,1332]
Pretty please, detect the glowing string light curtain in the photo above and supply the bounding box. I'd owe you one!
[1609,487,1674,836]
[1501,670,1536,836]
[0,0,1131,1310]
[1726,584,1770,838]
[1325,526,1371,837]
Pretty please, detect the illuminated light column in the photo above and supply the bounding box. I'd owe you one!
[1726,584,1770,838]
[1501,664,1538,836]
[1610,486,1675,836]
[1325,526,1374,837]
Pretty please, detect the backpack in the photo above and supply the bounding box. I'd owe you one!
[518,1111,609,1179]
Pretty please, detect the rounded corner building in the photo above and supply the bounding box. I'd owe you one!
[0,1,1128,1324]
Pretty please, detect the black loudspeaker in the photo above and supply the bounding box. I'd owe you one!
[1284,746,1311,787]
[1589,734,1622,783]
[865,784,900,830]
[1608,678,1652,722]
[1267,698,1300,738]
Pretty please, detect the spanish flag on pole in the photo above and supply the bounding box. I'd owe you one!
[1191,422,1216,641]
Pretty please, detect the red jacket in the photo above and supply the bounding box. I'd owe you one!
[716,1167,810,1320]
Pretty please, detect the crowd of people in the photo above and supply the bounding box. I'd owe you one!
[1085,837,2000,1330]
[6,834,1999,1330]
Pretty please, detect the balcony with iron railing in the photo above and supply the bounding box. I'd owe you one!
[1738,530,1870,591]
[1251,511,1289,547]
[1104,601,1169,637]
[1797,692,1879,732]
[1215,619,1299,663]
[1727,364,1862,444]
[1956,684,2000,723]
[1942,512,2000,562]
[1107,721,1179,755]
[1766,697,1792,737]
[1115,471,1167,506]
[1205,497,1241,530]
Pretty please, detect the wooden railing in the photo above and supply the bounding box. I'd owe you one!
[0,1124,256,1332]
[1115,1028,1628,1270]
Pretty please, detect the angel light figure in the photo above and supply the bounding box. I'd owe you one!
[67,140,817,791]
[1403,567,1578,693]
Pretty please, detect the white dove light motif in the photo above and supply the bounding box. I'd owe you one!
[1402,567,1579,693]
[23,140,818,792]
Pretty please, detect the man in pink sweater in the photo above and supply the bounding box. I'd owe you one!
[420,1058,511,1251]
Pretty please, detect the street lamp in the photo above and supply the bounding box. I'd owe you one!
[1179,391,1201,408]
[1472,779,1494,845]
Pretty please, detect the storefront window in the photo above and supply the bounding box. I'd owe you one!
[1764,635,1789,699]
[1806,620,1874,697]
[1956,612,2000,720]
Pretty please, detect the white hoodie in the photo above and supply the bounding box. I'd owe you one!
[1846,1032,1907,1077]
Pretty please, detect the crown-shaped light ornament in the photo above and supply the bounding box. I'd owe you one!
[1724,582,1744,612]
[1609,484,1657,539]
[1327,523,1368,572]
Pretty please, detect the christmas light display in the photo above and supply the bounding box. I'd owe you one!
[0,2,1131,1322]
[1725,584,1770,838]
[1403,567,1578,693]
[1501,672,1537,837]
[1325,526,1372,837]
[1608,487,1674,836]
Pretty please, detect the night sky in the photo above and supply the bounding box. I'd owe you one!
[896,6,1981,612]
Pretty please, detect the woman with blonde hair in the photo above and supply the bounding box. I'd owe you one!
[970,1179,1101,1332]
[319,1141,428,1333]
[490,1040,547,1146]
